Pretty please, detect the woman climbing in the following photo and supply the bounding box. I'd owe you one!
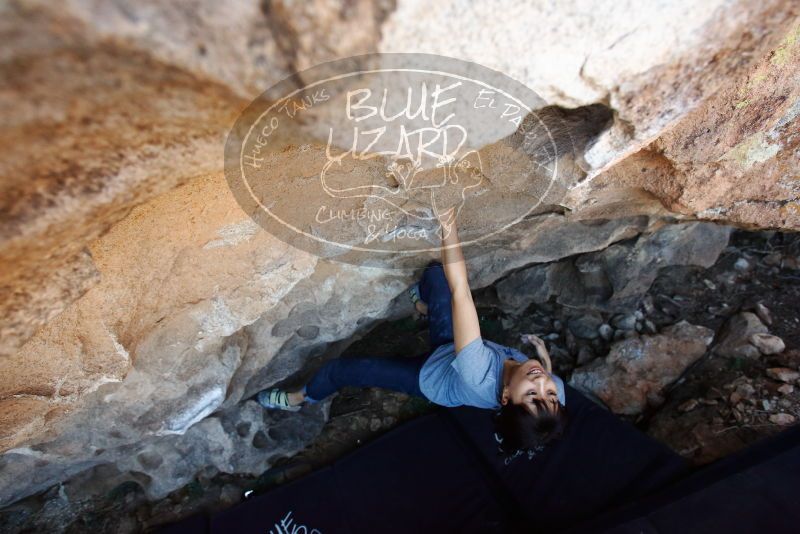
[257,217,568,453]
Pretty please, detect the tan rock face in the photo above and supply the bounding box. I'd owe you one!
[0,0,798,506]
[0,171,314,447]
[569,19,800,228]
[0,4,245,361]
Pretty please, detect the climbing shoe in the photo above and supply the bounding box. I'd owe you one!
[408,282,428,318]
[257,388,301,412]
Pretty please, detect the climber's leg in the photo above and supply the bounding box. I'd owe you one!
[304,355,428,403]
[418,261,454,351]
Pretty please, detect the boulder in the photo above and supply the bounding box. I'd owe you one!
[496,221,732,314]
[714,312,770,359]
[769,413,796,426]
[611,314,638,331]
[599,222,733,307]
[0,0,799,509]
[567,314,604,340]
[570,321,714,415]
[598,324,614,342]
[750,333,786,355]
[766,368,800,383]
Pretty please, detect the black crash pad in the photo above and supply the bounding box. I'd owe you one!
[161,385,691,533]
[568,423,800,533]
[442,384,689,531]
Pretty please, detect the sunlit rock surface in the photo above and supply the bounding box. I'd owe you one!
[1,0,799,506]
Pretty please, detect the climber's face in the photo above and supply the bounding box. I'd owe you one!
[503,360,560,414]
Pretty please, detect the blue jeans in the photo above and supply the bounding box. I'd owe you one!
[305,261,455,402]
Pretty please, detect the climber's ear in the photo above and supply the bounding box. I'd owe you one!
[501,386,510,406]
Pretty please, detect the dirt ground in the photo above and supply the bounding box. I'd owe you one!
[639,231,800,464]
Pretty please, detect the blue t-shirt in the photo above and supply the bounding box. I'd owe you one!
[417,336,566,409]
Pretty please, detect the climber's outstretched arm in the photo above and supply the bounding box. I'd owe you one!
[440,221,481,353]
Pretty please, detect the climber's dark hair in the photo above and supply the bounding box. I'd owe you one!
[493,400,568,455]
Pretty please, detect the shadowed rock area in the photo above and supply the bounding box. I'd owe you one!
[1,1,800,531]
